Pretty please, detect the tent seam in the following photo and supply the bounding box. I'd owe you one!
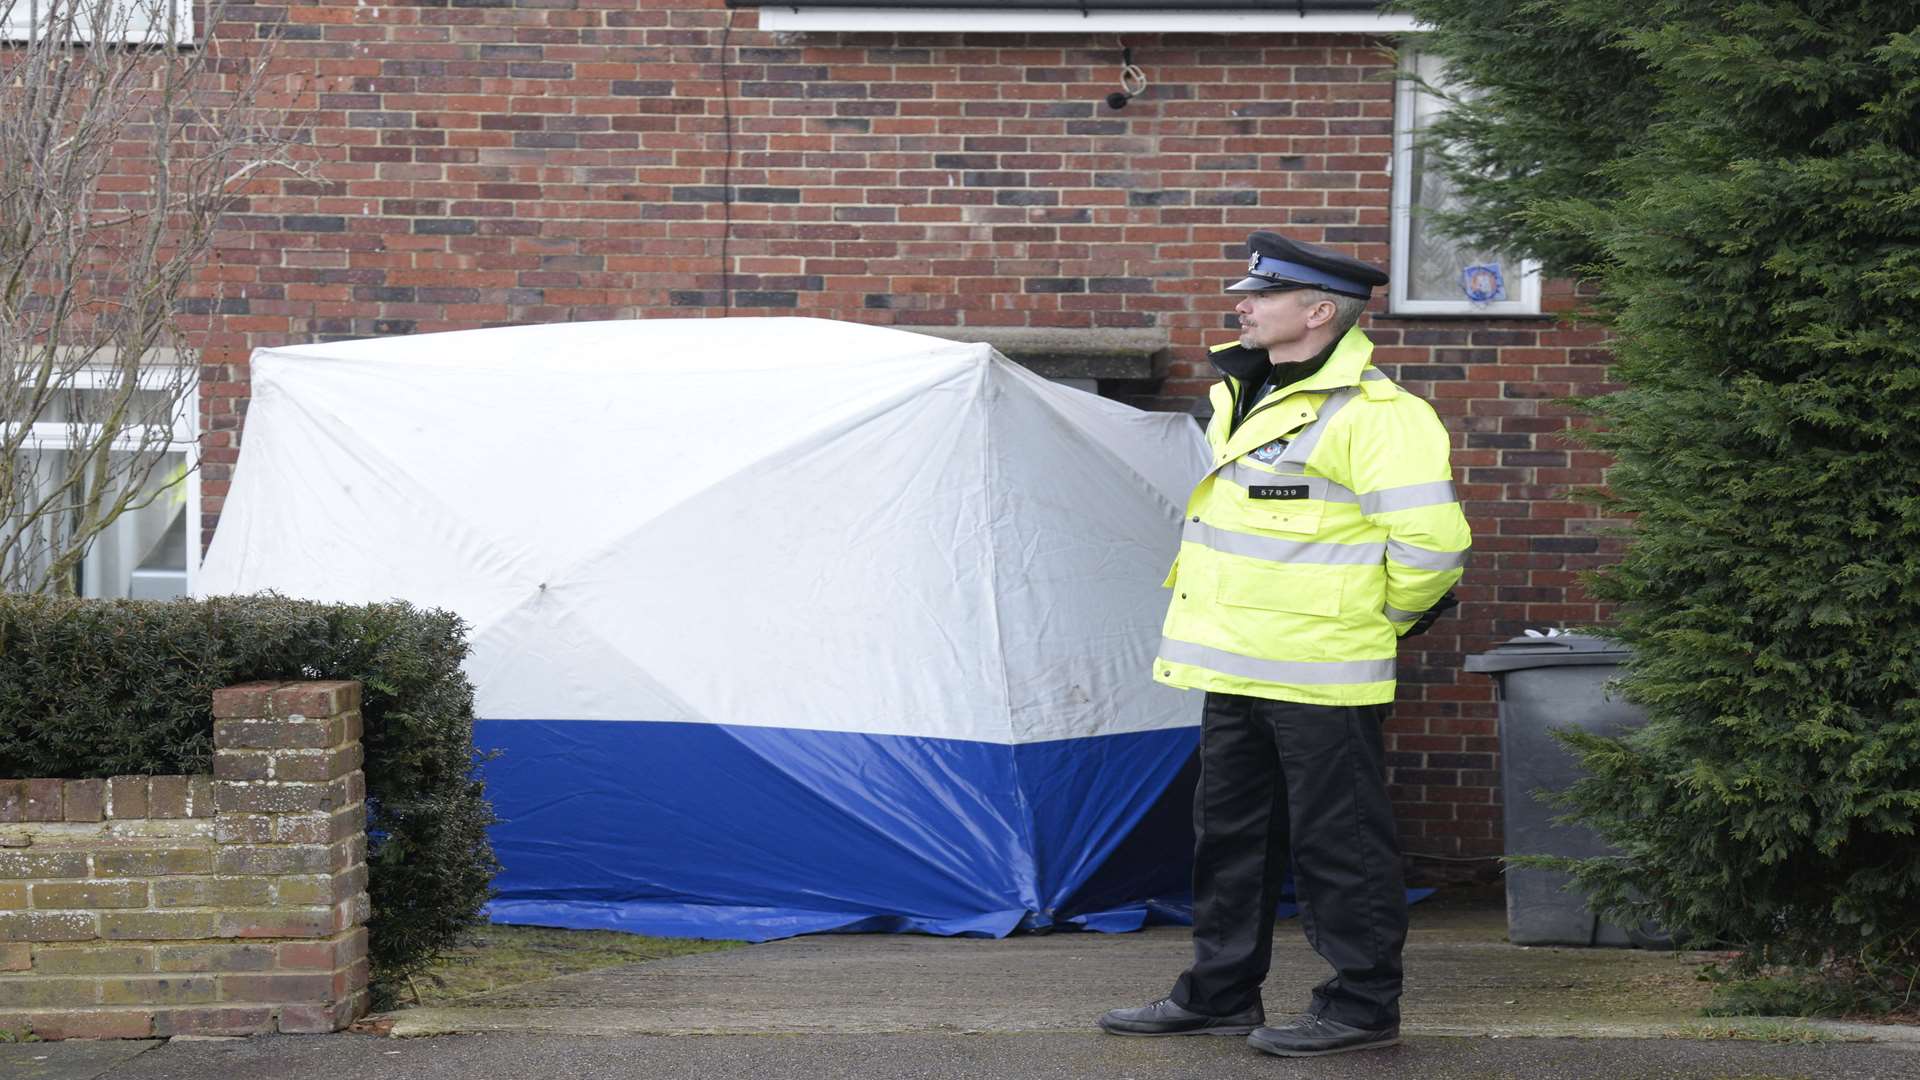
[977,347,1046,923]
[998,360,1194,519]
[214,361,543,608]
[705,723,1022,904]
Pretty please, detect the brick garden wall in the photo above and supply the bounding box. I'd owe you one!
[178,0,1623,875]
[0,681,370,1040]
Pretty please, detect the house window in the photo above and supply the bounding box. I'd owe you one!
[7,367,199,599]
[1390,50,1541,317]
[2,0,193,45]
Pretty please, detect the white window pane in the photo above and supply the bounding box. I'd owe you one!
[1406,145,1516,303]
[1396,50,1534,312]
[123,502,188,600]
[6,448,188,598]
[81,451,189,600]
[3,0,189,44]
[4,446,73,590]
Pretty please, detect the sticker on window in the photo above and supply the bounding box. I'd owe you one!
[1461,264,1506,304]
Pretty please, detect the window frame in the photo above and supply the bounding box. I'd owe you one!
[1389,48,1541,318]
[7,360,201,598]
[2,0,195,46]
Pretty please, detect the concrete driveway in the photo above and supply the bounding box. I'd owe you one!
[10,889,1919,1079]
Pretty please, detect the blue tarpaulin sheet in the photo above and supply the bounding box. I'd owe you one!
[475,720,1432,941]
[476,719,1202,940]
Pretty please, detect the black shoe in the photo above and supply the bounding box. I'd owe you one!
[1247,1014,1400,1057]
[1098,997,1263,1037]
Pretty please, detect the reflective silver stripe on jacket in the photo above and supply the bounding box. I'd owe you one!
[1383,604,1423,622]
[1386,539,1470,572]
[1185,520,1386,566]
[1275,386,1361,468]
[1360,480,1458,515]
[1229,469,1457,518]
[1159,639,1397,685]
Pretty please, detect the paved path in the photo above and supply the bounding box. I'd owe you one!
[11,1030,1919,1080]
[8,891,1918,1079]
[385,922,1724,1039]
[376,893,1780,1041]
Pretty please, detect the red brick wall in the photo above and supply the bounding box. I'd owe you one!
[0,682,370,1040]
[186,0,1622,877]
[1366,303,1621,873]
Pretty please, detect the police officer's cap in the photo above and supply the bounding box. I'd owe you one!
[1226,231,1388,299]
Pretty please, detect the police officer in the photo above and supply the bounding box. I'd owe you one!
[1098,231,1471,1058]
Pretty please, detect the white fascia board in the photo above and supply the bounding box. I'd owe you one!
[756,9,1420,34]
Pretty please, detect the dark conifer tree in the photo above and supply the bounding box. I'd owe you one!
[1399,0,1920,1000]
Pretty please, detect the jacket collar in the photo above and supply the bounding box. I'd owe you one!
[1208,327,1379,465]
[1269,325,1374,398]
[1217,326,1375,415]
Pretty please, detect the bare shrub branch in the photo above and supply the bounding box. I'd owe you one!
[0,0,309,594]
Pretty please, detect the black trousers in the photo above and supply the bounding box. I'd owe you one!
[1169,692,1407,1029]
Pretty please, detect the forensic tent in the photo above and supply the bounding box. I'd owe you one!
[197,317,1211,940]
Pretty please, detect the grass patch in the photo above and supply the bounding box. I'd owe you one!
[1700,960,1918,1020]
[1665,1020,1837,1044]
[395,922,741,1008]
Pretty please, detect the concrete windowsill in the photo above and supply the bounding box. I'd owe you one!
[905,327,1167,381]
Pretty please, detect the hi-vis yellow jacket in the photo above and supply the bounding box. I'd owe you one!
[1154,327,1472,706]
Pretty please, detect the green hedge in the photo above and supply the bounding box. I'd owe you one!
[0,593,500,1007]
[1400,0,1920,1003]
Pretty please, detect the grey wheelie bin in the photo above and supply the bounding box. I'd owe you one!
[1465,633,1663,947]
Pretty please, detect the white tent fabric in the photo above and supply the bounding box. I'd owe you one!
[198,317,1213,938]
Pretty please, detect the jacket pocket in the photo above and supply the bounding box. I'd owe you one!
[1214,561,1343,617]
[1242,497,1325,538]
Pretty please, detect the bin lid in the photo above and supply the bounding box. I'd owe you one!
[1463,632,1632,674]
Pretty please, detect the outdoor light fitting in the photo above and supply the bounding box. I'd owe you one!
[1106,45,1149,109]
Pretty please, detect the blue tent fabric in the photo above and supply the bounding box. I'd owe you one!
[476,719,1202,941]
[476,719,1433,941]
